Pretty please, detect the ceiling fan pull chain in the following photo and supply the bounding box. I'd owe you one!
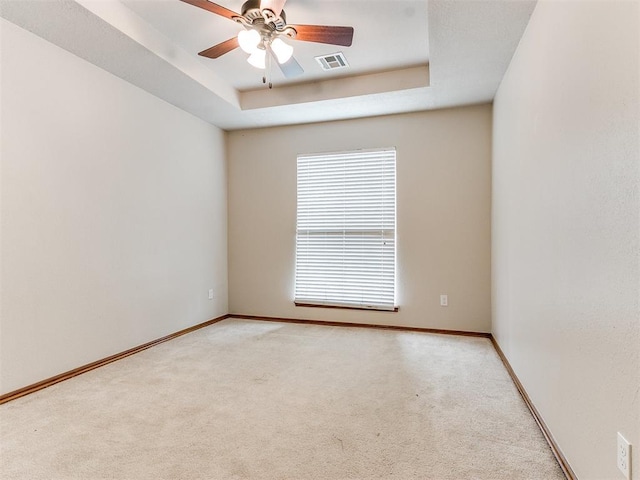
[267,47,273,89]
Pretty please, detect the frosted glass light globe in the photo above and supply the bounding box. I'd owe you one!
[271,38,293,64]
[238,29,260,54]
[247,48,266,69]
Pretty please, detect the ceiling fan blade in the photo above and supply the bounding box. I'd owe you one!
[290,25,354,47]
[179,0,240,20]
[260,0,287,17]
[269,49,304,78]
[198,37,240,58]
[278,56,304,78]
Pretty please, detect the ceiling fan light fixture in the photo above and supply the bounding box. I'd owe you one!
[238,29,261,53]
[271,38,293,64]
[247,48,267,69]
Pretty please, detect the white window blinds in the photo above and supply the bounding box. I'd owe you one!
[295,148,396,311]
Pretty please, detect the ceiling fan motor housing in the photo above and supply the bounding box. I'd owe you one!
[240,0,287,31]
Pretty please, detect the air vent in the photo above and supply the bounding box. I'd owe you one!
[315,52,349,71]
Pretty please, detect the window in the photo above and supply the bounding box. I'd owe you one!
[295,148,396,311]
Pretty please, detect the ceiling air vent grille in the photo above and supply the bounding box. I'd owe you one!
[315,52,349,71]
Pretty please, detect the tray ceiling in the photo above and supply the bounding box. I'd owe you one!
[0,0,537,130]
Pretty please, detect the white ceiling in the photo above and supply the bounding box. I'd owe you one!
[0,0,537,131]
[122,0,430,91]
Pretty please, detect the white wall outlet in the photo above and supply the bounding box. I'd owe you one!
[208,288,214,300]
[440,294,448,307]
[617,432,631,479]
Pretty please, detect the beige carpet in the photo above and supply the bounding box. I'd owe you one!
[1,318,565,479]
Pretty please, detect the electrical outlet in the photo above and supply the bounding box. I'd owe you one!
[208,289,214,300]
[440,294,448,307]
[617,432,631,479]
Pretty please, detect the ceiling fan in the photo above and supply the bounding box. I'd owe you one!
[179,0,354,87]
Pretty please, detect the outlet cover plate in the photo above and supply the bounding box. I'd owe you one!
[618,432,631,479]
[440,294,448,307]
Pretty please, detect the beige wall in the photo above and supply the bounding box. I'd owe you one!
[492,1,639,478]
[228,105,492,332]
[0,20,228,395]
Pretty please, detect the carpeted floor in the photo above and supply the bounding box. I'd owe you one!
[0,318,565,479]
